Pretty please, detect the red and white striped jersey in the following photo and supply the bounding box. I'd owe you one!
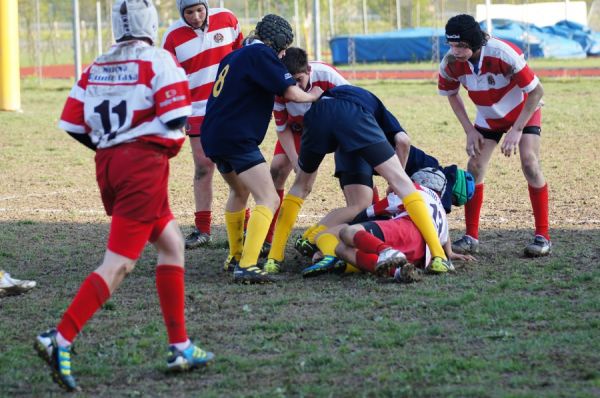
[161,8,243,127]
[438,37,540,131]
[58,40,191,153]
[273,61,349,134]
[365,184,449,249]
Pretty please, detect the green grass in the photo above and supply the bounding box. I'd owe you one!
[0,78,599,396]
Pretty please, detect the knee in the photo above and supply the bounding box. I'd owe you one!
[394,133,411,155]
[339,225,355,245]
[521,153,542,181]
[270,165,286,186]
[114,259,136,280]
[194,158,215,180]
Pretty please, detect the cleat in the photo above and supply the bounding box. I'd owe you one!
[393,263,422,283]
[524,235,552,257]
[301,255,338,277]
[223,255,239,273]
[294,236,318,258]
[185,229,211,249]
[331,260,348,274]
[233,264,275,284]
[374,248,407,277]
[263,258,282,274]
[426,256,455,274]
[34,329,80,392]
[451,235,479,254]
[259,242,271,259]
[167,343,215,372]
[0,270,36,297]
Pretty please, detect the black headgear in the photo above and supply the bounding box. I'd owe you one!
[255,14,294,53]
[445,14,485,51]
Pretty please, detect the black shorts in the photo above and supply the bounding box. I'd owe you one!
[475,126,541,143]
[299,99,394,173]
[209,149,265,174]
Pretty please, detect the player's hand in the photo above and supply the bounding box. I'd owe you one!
[308,85,323,99]
[501,128,522,157]
[466,128,484,158]
[449,252,477,262]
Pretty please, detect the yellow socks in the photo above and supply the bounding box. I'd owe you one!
[403,191,446,259]
[268,194,304,262]
[305,224,327,244]
[240,205,273,268]
[224,209,246,261]
[315,233,339,256]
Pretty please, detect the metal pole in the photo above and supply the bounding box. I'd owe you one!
[35,0,42,81]
[362,0,368,34]
[96,1,102,55]
[294,0,301,47]
[396,0,401,30]
[485,0,493,35]
[313,0,322,60]
[328,0,334,38]
[73,0,82,80]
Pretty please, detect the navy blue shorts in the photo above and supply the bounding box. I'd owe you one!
[300,99,393,173]
[209,149,265,174]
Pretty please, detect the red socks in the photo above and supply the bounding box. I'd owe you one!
[57,272,110,343]
[529,184,550,240]
[465,183,484,239]
[156,265,188,345]
[194,211,211,235]
[266,189,284,243]
[353,230,390,253]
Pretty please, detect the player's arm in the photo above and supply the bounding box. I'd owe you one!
[393,131,410,168]
[447,93,484,157]
[67,132,96,151]
[500,82,544,157]
[283,84,323,103]
[278,126,299,170]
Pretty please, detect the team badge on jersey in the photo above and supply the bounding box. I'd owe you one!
[214,33,224,43]
[487,75,495,86]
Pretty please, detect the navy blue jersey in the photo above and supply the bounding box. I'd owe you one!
[321,85,403,142]
[201,42,296,156]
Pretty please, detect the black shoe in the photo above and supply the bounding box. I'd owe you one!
[233,264,275,284]
[185,229,211,249]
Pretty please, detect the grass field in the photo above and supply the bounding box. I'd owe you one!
[1,77,599,397]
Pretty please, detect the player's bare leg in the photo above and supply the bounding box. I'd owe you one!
[453,138,496,254]
[519,133,551,256]
[318,183,373,227]
[153,220,215,370]
[187,137,215,248]
[224,164,279,283]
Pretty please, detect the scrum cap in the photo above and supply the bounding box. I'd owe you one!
[176,0,208,19]
[255,14,294,53]
[445,14,485,51]
[411,167,447,195]
[112,0,159,44]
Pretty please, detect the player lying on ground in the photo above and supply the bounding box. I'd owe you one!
[200,15,322,284]
[293,145,475,263]
[302,168,476,281]
[263,85,453,276]
[439,14,551,257]
[34,0,214,392]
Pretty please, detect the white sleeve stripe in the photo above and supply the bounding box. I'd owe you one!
[59,120,87,133]
[439,89,459,96]
[521,76,539,93]
[160,106,192,123]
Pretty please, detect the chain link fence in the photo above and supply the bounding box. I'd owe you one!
[17,0,600,75]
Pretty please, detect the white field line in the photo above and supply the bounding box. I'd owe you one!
[0,189,94,201]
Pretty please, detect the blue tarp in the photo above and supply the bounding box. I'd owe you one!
[330,19,597,64]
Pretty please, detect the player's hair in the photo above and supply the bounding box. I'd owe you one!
[282,47,309,75]
[445,14,488,51]
[255,14,294,53]
[112,0,159,45]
